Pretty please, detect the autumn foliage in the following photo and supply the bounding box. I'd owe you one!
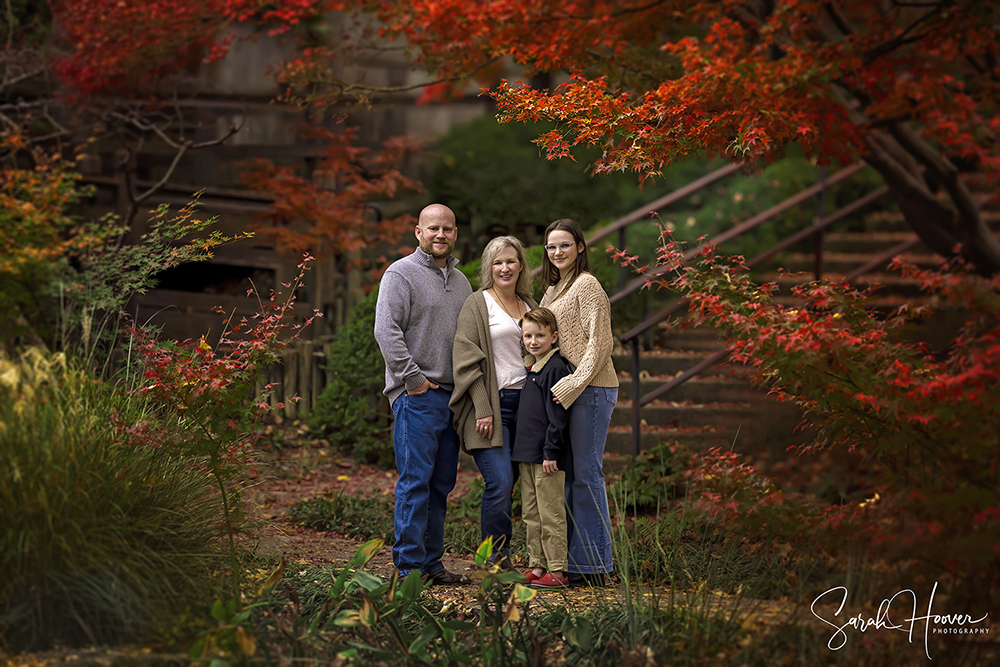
[240,125,422,282]
[332,0,1000,272]
[0,133,93,274]
[634,233,1000,605]
[48,0,333,96]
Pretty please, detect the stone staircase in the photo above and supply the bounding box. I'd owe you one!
[606,208,1000,460]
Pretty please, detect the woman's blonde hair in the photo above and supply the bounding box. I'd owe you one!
[479,236,533,299]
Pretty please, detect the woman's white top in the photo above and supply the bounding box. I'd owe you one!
[484,290,531,391]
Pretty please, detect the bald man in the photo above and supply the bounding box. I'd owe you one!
[373,204,473,584]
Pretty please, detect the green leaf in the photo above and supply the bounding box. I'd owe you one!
[331,566,351,597]
[474,537,494,565]
[369,582,392,599]
[493,571,527,585]
[211,599,226,621]
[400,570,425,601]
[407,625,438,655]
[187,636,207,660]
[308,610,323,634]
[511,583,537,603]
[563,616,593,651]
[347,641,396,661]
[353,538,385,567]
[351,570,384,592]
[333,610,363,627]
[337,649,359,660]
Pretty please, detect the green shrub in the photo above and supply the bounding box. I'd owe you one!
[310,288,392,467]
[290,494,394,543]
[612,442,686,513]
[0,348,230,651]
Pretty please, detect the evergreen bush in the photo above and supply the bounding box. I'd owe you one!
[310,289,392,467]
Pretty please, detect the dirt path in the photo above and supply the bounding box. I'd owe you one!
[244,439,804,626]
[246,439,480,579]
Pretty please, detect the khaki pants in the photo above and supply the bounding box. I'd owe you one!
[519,462,567,572]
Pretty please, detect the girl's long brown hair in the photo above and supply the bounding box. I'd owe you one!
[539,218,590,287]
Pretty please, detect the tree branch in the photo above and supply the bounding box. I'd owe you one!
[864,3,943,63]
[292,56,504,107]
[822,2,855,37]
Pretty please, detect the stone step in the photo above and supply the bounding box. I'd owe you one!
[650,325,728,351]
[771,293,924,311]
[761,271,929,298]
[862,209,1000,233]
[610,400,759,428]
[611,350,750,377]
[777,250,943,275]
[821,231,929,254]
[605,424,732,454]
[614,375,760,404]
[605,396,807,456]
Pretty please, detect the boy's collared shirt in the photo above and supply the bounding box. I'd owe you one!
[512,348,572,466]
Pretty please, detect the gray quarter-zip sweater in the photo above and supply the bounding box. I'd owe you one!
[374,246,473,407]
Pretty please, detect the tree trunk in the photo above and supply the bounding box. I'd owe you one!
[862,127,1000,276]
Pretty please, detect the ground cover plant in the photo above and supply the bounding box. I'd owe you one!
[289,478,525,558]
[203,538,766,666]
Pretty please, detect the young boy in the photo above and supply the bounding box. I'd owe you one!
[511,308,572,589]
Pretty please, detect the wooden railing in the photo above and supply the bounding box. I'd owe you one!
[255,335,335,420]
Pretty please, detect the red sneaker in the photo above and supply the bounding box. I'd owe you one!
[530,572,569,589]
[523,570,541,583]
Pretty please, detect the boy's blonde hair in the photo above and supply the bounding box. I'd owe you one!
[519,307,558,344]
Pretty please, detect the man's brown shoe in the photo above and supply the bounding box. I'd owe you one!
[423,569,470,586]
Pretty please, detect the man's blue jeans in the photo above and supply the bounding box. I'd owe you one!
[469,388,520,556]
[565,385,617,574]
[391,387,459,577]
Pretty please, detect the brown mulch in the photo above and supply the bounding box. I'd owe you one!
[245,434,481,578]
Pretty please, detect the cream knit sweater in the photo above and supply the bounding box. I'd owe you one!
[540,272,618,408]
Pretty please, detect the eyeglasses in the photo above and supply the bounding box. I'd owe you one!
[544,242,576,253]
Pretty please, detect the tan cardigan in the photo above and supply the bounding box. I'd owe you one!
[540,272,618,408]
[449,290,537,451]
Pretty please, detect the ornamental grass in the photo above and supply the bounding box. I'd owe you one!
[0,348,230,651]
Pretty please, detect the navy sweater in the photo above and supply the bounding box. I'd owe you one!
[511,349,572,465]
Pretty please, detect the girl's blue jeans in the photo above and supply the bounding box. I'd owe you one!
[565,385,617,574]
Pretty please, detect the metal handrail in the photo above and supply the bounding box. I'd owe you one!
[620,167,894,455]
[609,162,869,305]
[529,162,742,280]
[619,185,892,345]
[586,163,743,247]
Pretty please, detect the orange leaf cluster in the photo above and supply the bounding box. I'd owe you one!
[0,134,97,274]
[240,125,423,279]
[341,0,999,180]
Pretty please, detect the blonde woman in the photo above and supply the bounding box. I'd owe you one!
[450,236,536,562]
